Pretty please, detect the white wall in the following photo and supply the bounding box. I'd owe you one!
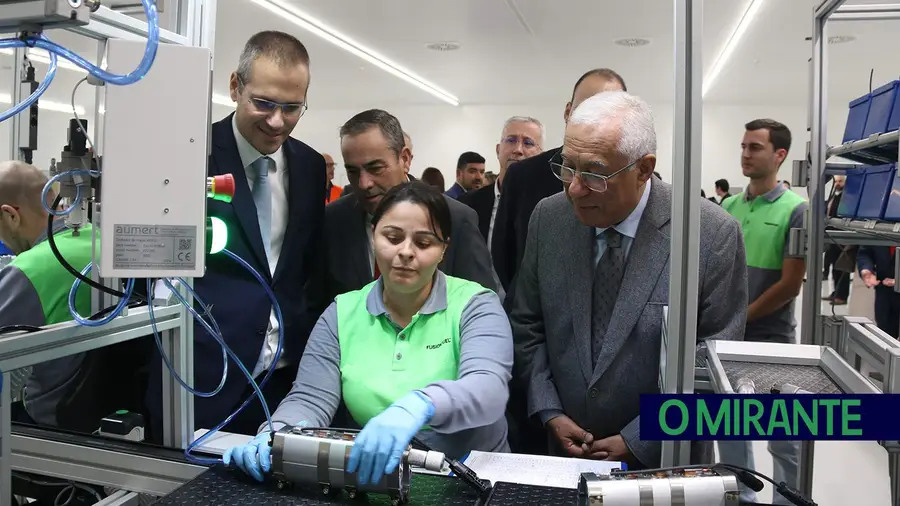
[209,101,853,196]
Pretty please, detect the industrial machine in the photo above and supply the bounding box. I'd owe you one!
[577,468,740,506]
[270,427,448,505]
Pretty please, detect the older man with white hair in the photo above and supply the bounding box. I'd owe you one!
[511,91,748,468]
[460,116,544,244]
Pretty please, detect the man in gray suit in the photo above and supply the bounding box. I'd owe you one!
[512,91,747,469]
[315,109,498,307]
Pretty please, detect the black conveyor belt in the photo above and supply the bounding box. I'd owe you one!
[152,467,577,506]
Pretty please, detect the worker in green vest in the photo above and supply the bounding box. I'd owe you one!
[224,181,513,484]
[720,119,808,505]
[0,160,93,427]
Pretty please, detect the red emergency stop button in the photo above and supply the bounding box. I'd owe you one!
[208,174,235,203]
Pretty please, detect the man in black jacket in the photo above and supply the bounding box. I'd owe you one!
[489,68,626,456]
[491,68,627,303]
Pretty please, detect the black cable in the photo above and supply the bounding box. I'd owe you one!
[46,194,139,301]
[0,325,41,335]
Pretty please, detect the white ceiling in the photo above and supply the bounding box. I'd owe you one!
[0,0,899,110]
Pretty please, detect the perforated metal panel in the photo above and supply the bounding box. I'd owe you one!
[485,481,575,505]
[721,361,843,394]
[152,466,481,506]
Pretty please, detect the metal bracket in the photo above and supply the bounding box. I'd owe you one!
[792,159,809,187]
[788,227,808,257]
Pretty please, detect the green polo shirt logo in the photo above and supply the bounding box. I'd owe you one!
[335,276,486,427]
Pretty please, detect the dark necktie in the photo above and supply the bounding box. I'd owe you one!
[592,228,627,366]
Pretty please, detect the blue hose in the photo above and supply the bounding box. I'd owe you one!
[68,263,133,326]
[0,0,159,124]
[185,249,284,465]
[147,279,228,398]
[0,36,57,123]
[42,169,99,217]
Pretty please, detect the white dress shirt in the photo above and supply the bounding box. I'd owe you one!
[231,116,289,378]
[486,182,501,253]
[593,177,651,267]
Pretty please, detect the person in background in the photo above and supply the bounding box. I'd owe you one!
[714,179,731,204]
[858,246,900,338]
[324,153,342,204]
[512,91,747,468]
[653,171,661,180]
[782,180,792,190]
[445,152,485,199]
[491,68,626,306]
[313,109,498,311]
[0,162,108,430]
[420,167,445,192]
[147,30,327,438]
[720,119,807,505]
[460,116,544,245]
[823,175,849,304]
[484,171,497,186]
[224,182,512,483]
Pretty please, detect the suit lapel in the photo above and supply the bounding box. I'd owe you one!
[590,181,671,385]
[213,116,269,273]
[566,215,596,385]
[349,197,376,285]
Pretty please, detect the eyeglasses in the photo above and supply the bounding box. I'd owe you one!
[549,152,643,193]
[237,76,308,118]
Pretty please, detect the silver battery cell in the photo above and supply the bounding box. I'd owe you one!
[270,426,445,505]
[578,469,740,506]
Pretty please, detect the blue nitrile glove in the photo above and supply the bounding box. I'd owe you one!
[347,391,435,486]
[223,432,272,482]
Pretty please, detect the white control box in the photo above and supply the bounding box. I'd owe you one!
[99,39,212,278]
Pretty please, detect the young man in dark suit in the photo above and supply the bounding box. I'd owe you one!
[146,31,326,439]
[460,116,544,246]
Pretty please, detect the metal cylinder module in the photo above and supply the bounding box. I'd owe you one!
[577,469,740,506]
[270,426,444,505]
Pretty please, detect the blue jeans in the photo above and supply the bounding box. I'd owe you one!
[718,439,801,505]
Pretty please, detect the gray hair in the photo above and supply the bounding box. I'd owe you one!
[403,131,413,151]
[236,31,310,85]
[569,91,656,160]
[340,109,406,156]
[501,116,545,145]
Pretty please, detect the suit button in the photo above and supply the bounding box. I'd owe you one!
[589,388,599,399]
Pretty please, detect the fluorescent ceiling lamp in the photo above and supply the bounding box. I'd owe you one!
[212,94,233,107]
[249,0,460,107]
[703,0,765,97]
[0,93,85,115]
[0,47,88,73]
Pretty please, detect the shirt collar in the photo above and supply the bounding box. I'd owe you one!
[595,176,652,240]
[231,114,285,171]
[365,270,449,317]
[34,219,69,246]
[494,181,500,199]
[743,183,787,203]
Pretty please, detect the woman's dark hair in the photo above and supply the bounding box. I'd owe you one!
[420,167,445,192]
[371,181,452,243]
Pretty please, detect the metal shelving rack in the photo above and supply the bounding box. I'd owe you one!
[801,1,900,504]
[0,2,217,505]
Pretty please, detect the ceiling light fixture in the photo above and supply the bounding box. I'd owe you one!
[703,0,765,98]
[614,38,651,47]
[0,92,84,115]
[212,94,233,107]
[828,35,856,44]
[426,42,461,52]
[249,0,460,107]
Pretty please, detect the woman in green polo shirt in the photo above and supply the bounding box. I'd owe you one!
[224,181,513,485]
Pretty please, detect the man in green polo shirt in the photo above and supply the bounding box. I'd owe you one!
[720,119,807,505]
[0,160,93,428]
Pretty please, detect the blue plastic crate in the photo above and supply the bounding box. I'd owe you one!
[837,166,868,218]
[843,94,872,143]
[863,81,900,137]
[856,163,896,219]
[883,170,900,222]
